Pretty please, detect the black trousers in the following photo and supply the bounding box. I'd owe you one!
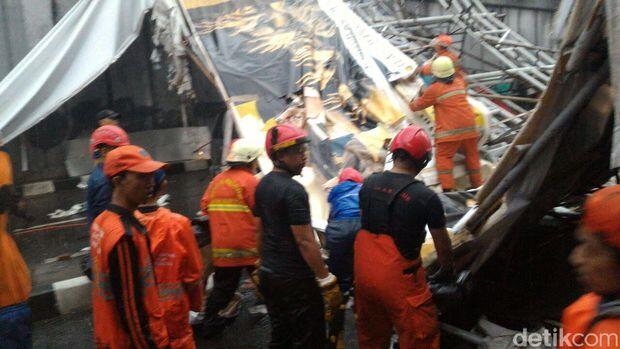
[203,266,252,334]
[259,270,326,349]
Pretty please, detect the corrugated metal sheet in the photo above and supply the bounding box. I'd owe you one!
[405,0,558,72]
[406,1,557,47]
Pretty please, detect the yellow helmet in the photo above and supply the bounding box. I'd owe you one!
[431,56,455,78]
[226,138,263,163]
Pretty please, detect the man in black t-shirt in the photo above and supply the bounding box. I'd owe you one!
[254,124,341,348]
[355,125,454,349]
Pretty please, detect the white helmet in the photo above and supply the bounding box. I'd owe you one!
[431,56,456,78]
[226,138,263,163]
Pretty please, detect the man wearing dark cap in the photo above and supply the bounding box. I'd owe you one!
[96,109,121,127]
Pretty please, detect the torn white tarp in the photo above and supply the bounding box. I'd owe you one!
[0,0,154,143]
[317,0,416,114]
[317,0,417,84]
[151,0,195,99]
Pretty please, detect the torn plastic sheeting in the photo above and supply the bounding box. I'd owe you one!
[0,0,154,143]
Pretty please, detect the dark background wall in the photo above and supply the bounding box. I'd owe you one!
[0,0,559,183]
[0,0,227,183]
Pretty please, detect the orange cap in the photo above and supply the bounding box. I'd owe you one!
[432,34,453,48]
[582,185,620,249]
[104,145,166,177]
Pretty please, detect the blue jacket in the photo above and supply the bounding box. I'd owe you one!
[86,163,112,226]
[328,181,361,221]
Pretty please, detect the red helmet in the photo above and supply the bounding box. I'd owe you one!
[390,125,432,160]
[89,125,130,156]
[265,124,309,159]
[339,167,363,183]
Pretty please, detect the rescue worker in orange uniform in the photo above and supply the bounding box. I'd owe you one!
[136,170,203,349]
[414,34,462,85]
[90,145,169,349]
[0,141,32,348]
[200,138,263,337]
[409,56,483,192]
[354,125,455,349]
[559,185,620,349]
[411,34,465,85]
[255,124,342,348]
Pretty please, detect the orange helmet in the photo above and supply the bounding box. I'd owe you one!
[582,185,620,249]
[265,124,309,160]
[432,34,453,48]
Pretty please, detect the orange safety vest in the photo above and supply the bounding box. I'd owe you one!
[0,151,31,309]
[559,293,620,349]
[136,207,203,349]
[201,167,259,267]
[409,76,478,143]
[90,208,169,349]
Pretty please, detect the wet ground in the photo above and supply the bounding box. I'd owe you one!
[13,169,214,293]
[15,168,359,348]
[32,280,359,349]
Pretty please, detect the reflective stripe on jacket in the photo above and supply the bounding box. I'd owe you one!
[136,207,203,349]
[91,207,169,349]
[201,168,259,267]
[409,76,479,143]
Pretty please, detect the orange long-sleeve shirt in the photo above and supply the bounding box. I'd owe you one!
[559,293,620,349]
[136,207,203,349]
[409,76,478,143]
[0,150,31,308]
[201,167,259,267]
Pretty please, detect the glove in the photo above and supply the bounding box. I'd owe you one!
[427,266,456,284]
[428,269,469,314]
[318,273,342,322]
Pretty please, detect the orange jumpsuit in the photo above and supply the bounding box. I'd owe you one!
[355,232,439,349]
[201,167,259,267]
[136,207,204,349]
[90,205,169,349]
[0,151,31,309]
[409,76,482,190]
[558,293,620,349]
[355,173,441,349]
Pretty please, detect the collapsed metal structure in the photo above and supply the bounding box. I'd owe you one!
[348,0,557,161]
